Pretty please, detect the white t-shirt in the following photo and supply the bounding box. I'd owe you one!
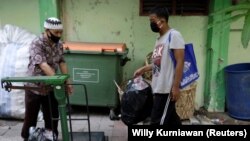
[151,29,185,94]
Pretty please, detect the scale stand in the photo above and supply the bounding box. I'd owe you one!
[1,75,106,141]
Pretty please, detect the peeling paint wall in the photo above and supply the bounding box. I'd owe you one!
[0,0,40,35]
[62,0,145,64]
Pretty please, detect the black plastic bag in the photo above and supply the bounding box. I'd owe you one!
[121,76,153,125]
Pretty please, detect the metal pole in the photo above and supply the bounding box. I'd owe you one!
[54,84,70,141]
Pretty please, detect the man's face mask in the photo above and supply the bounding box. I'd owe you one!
[48,31,61,43]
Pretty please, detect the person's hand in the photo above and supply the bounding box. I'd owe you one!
[171,86,180,101]
[133,67,144,78]
[65,80,73,95]
[66,84,73,95]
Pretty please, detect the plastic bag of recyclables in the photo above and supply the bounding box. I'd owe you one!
[0,24,43,119]
[115,76,153,125]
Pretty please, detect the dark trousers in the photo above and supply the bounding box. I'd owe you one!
[150,93,182,125]
[21,90,59,139]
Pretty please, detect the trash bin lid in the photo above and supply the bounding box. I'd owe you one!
[63,41,127,54]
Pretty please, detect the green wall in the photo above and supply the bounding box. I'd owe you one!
[0,0,249,110]
[0,0,40,35]
[229,19,250,64]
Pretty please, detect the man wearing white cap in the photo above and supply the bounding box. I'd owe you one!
[21,17,73,141]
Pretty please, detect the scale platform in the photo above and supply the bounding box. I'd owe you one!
[59,132,106,141]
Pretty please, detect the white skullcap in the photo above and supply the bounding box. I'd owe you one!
[44,17,63,30]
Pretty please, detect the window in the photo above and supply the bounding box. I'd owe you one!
[140,0,210,16]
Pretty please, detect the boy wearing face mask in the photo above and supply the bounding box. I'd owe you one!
[21,17,73,141]
[134,6,184,125]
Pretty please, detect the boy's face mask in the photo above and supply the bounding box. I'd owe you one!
[149,15,163,33]
[150,22,160,32]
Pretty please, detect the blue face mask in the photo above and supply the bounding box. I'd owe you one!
[150,22,160,32]
[48,31,61,43]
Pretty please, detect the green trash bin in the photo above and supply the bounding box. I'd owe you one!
[63,42,129,118]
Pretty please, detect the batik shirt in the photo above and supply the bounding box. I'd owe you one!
[26,33,65,94]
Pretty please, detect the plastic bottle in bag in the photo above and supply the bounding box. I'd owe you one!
[132,76,149,90]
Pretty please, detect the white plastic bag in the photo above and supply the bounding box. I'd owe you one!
[0,24,36,119]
